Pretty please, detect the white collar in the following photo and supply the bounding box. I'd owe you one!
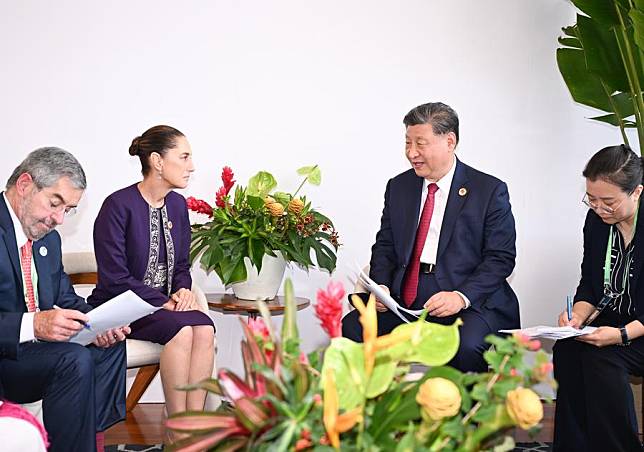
[424,156,456,193]
[3,192,28,248]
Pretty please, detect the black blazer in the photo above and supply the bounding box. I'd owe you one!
[369,159,520,332]
[575,207,644,325]
[0,195,90,362]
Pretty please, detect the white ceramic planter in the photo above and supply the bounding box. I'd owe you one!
[231,252,287,300]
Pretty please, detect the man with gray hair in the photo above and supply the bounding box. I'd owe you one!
[343,102,520,372]
[0,148,129,452]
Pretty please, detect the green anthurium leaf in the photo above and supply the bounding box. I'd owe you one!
[381,319,461,367]
[576,14,629,92]
[320,337,366,410]
[247,171,277,197]
[271,191,291,204]
[365,355,397,398]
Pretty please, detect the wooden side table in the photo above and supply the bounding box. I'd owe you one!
[206,293,311,319]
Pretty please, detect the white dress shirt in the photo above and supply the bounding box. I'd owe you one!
[415,157,471,309]
[3,193,37,342]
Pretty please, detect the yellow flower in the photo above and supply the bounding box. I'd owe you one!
[288,198,305,215]
[505,387,543,429]
[266,202,285,217]
[416,377,462,421]
[323,368,361,450]
[350,294,377,377]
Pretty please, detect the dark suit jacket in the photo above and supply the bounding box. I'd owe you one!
[369,159,520,332]
[575,207,644,325]
[0,194,90,365]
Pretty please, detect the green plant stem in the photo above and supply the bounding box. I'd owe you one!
[615,3,644,151]
[292,165,318,198]
[600,79,631,145]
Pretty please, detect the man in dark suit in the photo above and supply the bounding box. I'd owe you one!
[0,147,129,452]
[342,102,520,372]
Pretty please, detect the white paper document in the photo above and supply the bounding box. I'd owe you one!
[351,266,425,324]
[499,325,597,340]
[69,290,161,346]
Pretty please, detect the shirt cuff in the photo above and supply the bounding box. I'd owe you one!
[19,312,36,343]
[454,291,471,309]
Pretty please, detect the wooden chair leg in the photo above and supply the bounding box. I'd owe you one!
[126,364,160,412]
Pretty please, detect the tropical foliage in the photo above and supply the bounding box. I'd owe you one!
[166,280,554,451]
[187,166,339,286]
[557,0,644,151]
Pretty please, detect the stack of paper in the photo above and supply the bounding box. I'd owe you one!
[70,290,161,346]
[499,325,597,340]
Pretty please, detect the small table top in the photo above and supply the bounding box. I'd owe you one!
[206,293,311,316]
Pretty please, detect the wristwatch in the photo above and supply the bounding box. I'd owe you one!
[619,326,631,346]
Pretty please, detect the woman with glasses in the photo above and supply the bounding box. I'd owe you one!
[87,126,215,430]
[553,144,644,452]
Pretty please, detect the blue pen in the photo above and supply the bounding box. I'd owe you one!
[566,295,573,321]
[53,305,92,331]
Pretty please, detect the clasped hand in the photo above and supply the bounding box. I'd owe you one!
[163,288,198,312]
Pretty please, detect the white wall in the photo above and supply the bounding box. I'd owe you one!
[0,0,626,401]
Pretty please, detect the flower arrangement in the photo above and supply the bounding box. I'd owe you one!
[187,166,340,286]
[166,281,555,451]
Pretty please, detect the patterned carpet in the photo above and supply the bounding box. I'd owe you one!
[106,442,551,451]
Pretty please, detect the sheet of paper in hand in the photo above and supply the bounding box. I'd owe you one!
[70,290,161,345]
[499,325,597,340]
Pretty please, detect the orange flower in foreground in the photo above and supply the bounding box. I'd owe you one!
[323,368,362,449]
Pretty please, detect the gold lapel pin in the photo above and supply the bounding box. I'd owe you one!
[167,221,173,230]
[458,187,467,197]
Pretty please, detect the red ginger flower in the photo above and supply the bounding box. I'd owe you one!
[186,196,213,216]
[315,280,345,338]
[215,166,236,208]
[247,317,270,341]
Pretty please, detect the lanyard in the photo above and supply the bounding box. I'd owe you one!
[603,204,639,291]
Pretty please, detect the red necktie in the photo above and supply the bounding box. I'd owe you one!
[402,183,438,307]
[20,239,37,312]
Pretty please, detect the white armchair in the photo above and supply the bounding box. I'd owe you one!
[61,252,216,412]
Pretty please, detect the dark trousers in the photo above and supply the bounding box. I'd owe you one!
[553,338,644,452]
[341,273,493,372]
[0,341,126,452]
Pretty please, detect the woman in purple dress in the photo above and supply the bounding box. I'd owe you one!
[88,125,215,420]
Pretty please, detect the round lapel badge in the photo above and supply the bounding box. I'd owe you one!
[458,187,467,197]
[39,246,48,257]
[167,221,173,230]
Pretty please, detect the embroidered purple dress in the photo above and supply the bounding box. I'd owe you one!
[88,184,214,344]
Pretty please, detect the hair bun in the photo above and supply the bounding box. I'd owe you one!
[128,136,141,156]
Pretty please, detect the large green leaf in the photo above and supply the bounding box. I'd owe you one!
[577,14,629,92]
[571,0,623,25]
[557,47,623,113]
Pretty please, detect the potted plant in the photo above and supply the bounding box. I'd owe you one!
[187,166,340,300]
[166,279,555,451]
[557,0,644,152]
